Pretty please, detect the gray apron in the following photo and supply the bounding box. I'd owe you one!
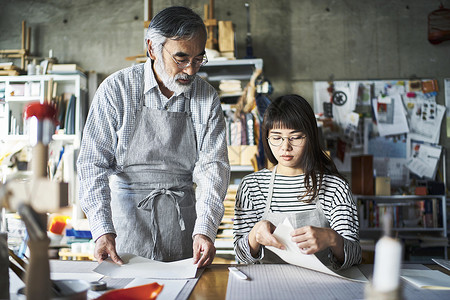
[110,87,197,261]
[262,166,331,264]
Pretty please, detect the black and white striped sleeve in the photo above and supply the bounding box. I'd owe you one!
[322,176,362,269]
[233,174,264,263]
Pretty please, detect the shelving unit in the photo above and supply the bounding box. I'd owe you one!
[200,58,263,260]
[199,58,263,81]
[0,74,88,219]
[355,194,448,262]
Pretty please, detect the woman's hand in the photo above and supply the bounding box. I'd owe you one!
[248,220,285,257]
[290,226,344,262]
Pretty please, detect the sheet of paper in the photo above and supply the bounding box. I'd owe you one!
[266,218,367,282]
[408,100,445,144]
[50,272,104,282]
[445,78,450,138]
[125,278,187,300]
[406,142,442,179]
[401,269,450,290]
[372,94,409,136]
[93,253,198,279]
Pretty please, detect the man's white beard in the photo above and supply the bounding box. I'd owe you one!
[154,55,194,95]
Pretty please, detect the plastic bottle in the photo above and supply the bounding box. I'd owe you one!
[27,59,36,75]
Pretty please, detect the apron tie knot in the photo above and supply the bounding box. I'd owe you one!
[137,188,186,231]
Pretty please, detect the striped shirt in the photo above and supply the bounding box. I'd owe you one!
[77,59,230,243]
[234,168,361,269]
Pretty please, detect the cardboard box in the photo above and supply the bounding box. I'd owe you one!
[351,155,374,195]
[415,186,428,196]
[227,145,258,166]
[227,145,241,165]
[240,145,258,166]
[218,21,235,53]
[375,177,391,196]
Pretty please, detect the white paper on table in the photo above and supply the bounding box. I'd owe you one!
[50,272,104,282]
[401,269,450,290]
[266,218,367,283]
[93,253,197,279]
[125,278,187,300]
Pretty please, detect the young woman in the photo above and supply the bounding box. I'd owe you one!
[233,94,361,270]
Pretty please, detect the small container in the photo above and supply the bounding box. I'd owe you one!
[17,279,90,300]
[27,61,36,75]
[35,65,43,75]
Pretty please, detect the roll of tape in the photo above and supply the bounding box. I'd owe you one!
[90,281,107,291]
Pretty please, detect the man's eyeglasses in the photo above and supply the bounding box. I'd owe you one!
[267,135,306,147]
[162,46,208,69]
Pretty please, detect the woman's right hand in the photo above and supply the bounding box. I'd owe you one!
[248,220,285,257]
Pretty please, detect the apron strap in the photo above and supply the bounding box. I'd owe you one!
[263,165,278,217]
[137,188,187,258]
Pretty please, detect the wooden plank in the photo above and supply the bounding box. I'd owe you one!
[0,70,20,76]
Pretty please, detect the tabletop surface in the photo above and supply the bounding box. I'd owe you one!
[188,263,450,300]
[10,260,450,299]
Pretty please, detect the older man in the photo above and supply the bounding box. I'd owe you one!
[77,6,230,268]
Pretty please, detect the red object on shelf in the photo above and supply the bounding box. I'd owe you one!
[23,101,59,124]
[415,186,428,196]
[49,216,70,235]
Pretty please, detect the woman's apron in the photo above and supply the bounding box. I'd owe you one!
[109,89,197,261]
[261,166,331,264]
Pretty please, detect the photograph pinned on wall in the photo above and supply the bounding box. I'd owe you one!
[342,112,364,149]
[356,82,372,105]
[405,141,442,179]
[313,81,358,128]
[372,93,409,136]
[376,95,394,124]
[407,95,445,144]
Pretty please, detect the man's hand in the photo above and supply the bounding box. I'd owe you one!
[94,233,123,265]
[248,220,285,257]
[193,234,215,268]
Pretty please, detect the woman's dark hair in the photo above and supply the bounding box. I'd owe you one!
[262,94,344,202]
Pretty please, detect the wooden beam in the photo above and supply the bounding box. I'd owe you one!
[26,27,31,52]
[0,49,26,54]
[209,0,214,19]
[147,0,152,21]
[21,21,25,50]
[204,19,217,27]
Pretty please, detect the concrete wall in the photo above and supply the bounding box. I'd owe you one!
[2,0,450,185]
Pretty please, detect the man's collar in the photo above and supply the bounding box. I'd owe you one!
[144,58,158,94]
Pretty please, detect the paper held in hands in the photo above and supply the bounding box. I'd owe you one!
[93,253,198,279]
[266,218,368,282]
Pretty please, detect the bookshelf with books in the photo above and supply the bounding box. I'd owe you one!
[200,59,263,260]
[200,58,263,173]
[355,194,448,262]
[0,74,88,219]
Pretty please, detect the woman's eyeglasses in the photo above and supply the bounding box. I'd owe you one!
[267,135,306,147]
